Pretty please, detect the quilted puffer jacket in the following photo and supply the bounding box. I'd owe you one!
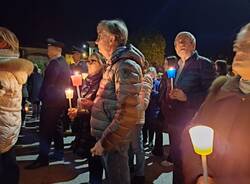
[90,44,144,151]
[0,58,33,153]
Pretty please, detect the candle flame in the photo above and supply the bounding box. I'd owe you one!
[82,73,88,80]
[168,67,176,70]
[74,71,80,75]
[65,88,74,99]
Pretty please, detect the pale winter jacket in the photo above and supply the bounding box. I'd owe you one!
[90,44,144,151]
[137,74,153,124]
[0,58,33,153]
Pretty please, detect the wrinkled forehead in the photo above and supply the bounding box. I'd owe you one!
[175,34,193,43]
[175,32,196,45]
[97,24,110,34]
[97,29,113,38]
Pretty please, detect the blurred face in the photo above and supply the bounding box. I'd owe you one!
[95,30,116,60]
[0,39,10,49]
[72,52,81,62]
[175,35,195,60]
[87,56,102,75]
[233,51,250,80]
[164,60,169,71]
[148,71,157,79]
[47,46,61,59]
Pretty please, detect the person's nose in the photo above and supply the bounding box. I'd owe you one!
[95,37,99,45]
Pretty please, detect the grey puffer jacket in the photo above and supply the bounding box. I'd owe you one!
[90,44,144,151]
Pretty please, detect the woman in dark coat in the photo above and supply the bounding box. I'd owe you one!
[68,52,105,184]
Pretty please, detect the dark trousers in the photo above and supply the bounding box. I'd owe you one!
[0,148,19,184]
[152,112,164,155]
[168,124,186,184]
[39,105,65,161]
[88,155,103,184]
[32,101,40,119]
[21,97,27,125]
[142,118,155,144]
[103,143,130,184]
[152,131,163,156]
[168,109,196,184]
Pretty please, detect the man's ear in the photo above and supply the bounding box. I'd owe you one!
[109,35,116,45]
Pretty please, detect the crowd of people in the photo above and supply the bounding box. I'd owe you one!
[0,19,249,184]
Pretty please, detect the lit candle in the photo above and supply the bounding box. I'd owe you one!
[71,72,83,87]
[71,72,82,99]
[189,125,214,184]
[166,67,176,90]
[24,105,29,113]
[82,73,88,80]
[65,88,73,108]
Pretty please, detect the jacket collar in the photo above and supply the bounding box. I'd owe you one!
[181,50,198,69]
[214,76,250,101]
[175,51,199,85]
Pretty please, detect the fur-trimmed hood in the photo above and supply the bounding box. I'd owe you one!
[0,58,34,85]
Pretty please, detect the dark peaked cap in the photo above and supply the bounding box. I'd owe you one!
[71,45,84,53]
[47,38,64,48]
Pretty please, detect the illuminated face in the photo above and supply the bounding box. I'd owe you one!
[72,52,81,62]
[164,59,169,71]
[47,45,60,59]
[0,39,10,49]
[233,51,250,80]
[175,35,195,60]
[87,55,102,75]
[95,30,114,59]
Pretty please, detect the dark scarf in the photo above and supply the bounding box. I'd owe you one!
[80,71,102,100]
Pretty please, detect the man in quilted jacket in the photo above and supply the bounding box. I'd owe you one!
[90,19,144,184]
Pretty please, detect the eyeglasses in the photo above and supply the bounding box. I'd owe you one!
[87,59,98,65]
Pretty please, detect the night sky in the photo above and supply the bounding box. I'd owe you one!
[1,0,250,61]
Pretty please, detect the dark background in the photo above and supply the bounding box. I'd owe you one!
[1,0,250,61]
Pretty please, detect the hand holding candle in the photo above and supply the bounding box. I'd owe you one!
[82,72,88,80]
[166,67,176,91]
[65,88,73,108]
[189,125,214,184]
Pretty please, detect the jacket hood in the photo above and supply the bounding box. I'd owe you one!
[110,44,145,69]
[0,58,34,85]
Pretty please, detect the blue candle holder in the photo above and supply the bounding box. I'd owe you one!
[166,67,176,78]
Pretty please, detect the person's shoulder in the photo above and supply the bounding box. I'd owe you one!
[197,55,212,64]
[209,76,228,92]
[0,58,33,75]
[116,58,142,71]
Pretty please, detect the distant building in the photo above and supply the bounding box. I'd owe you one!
[87,41,98,56]
[20,47,48,73]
